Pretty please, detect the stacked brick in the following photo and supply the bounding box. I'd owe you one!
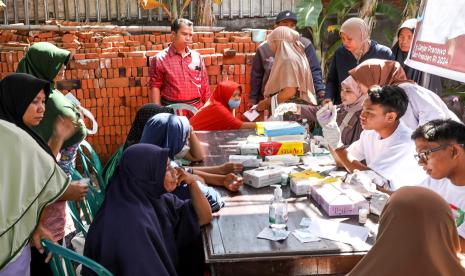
[0,26,262,162]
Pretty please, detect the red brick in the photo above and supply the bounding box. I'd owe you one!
[207,65,220,75]
[196,48,216,55]
[214,37,229,43]
[223,54,245,65]
[105,77,129,88]
[231,36,252,43]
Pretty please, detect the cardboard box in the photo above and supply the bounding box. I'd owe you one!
[264,122,305,137]
[259,141,304,156]
[311,183,369,216]
[229,155,260,168]
[290,170,340,195]
[244,166,283,188]
[265,154,300,166]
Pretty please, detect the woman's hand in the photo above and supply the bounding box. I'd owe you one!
[256,98,270,112]
[176,168,202,186]
[30,222,54,263]
[61,181,89,201]
[52,115,79,142]
[222,173,243,192]
[218,162,243,174]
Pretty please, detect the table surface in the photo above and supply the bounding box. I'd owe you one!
[194,129,378,274]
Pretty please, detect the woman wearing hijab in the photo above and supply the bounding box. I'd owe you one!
[102,104,175,184]
[276,75,365,145]
[325,17,393,104]
[16,42,90,275]
[0,73,72,275]
[348,186,465,276]
[83,144,212,276]
[348,58,459,130]
[392,18,443,96]
[190,81,256,130]
[141,113,242,196]
[255,26,317,113]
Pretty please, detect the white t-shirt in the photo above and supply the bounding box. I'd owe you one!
[398,83,461,131]
[419,177,465,238]
[348,121,428,191]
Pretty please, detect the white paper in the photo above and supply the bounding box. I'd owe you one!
[257,227,290,241]
[244,109,260,122]
[306,218,369,246]
[292,228,321,243]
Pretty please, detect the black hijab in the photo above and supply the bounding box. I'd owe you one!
[83,144,200,276]
[123,104,174,149]
[0,73,54,157]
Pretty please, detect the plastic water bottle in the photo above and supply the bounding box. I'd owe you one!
[269,185,288,229]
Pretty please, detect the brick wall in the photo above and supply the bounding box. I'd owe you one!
[0,25,261,162]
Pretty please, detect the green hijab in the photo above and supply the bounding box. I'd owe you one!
[17,42,86,148]
[0,120,70,270]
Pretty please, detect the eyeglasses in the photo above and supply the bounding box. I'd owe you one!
[414,144,464,162]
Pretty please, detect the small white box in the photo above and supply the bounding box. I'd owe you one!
[244,166,283,188]
[240,143,260,155]
[229,155,260,168]
[311,183,369,217]
[265,154,300,166]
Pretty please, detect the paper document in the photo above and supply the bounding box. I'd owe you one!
[292,228,321,243]
[306,218,369,246]
[244,108,260,122]
[257,227,290,241]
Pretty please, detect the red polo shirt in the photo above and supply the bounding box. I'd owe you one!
[149,45,211,109]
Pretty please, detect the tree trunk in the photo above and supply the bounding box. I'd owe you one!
[194,0,215,26]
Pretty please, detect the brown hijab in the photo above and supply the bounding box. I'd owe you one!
[340,17,371,61]
[264,26,316,105]
[348,186,465,276]
[348,59,412,91]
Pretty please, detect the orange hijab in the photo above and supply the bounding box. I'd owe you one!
[348,59,412,91]
[349,186,465,276]
[189,81,243,131]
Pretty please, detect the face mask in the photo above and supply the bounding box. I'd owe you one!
[228,99,241,109]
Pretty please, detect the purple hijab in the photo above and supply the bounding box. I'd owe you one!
[83,144,200,276]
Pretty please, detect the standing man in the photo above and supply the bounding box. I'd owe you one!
[149,18,211,110]
[249,10,325,108]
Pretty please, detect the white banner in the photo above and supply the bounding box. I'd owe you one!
[405,0,465,83]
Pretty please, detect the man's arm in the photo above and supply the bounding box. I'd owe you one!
[304,43,325,97]
[199,58,211,105]
[148,56,163,104]
[330,146,369,173]
[150,87,161,104]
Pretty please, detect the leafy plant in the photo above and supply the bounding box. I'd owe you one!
[296,0,360,76]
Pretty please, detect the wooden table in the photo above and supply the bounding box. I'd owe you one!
[195,129,378,276]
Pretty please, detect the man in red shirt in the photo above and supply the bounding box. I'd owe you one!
[149,18,211,110]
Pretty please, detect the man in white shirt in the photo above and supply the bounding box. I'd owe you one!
[326,85,427,191]
[411,119,465,252]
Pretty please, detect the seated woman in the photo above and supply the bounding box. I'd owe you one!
[348,58,460,130]
[255,26,317,114]
[348,186,465,275]
[0,73,78,274]
[190,80,256,130]
[392,18,443,96]
[83,144,212,276]
[325,17,393,104]
[141,113,243,194]
[276,75,364,145]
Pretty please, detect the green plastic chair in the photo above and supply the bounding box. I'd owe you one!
[166,103,198,116]
[102,145,124,186]
[77,140,107,193]
[68,164,104,227]
[41,239,113,276]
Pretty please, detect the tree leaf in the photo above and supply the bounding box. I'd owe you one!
[296,0,323,28]
[326,0,359,16]
[376,2,401,22]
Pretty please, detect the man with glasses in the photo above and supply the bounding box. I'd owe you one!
[412,119,465,252]
[329,85,427,191]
